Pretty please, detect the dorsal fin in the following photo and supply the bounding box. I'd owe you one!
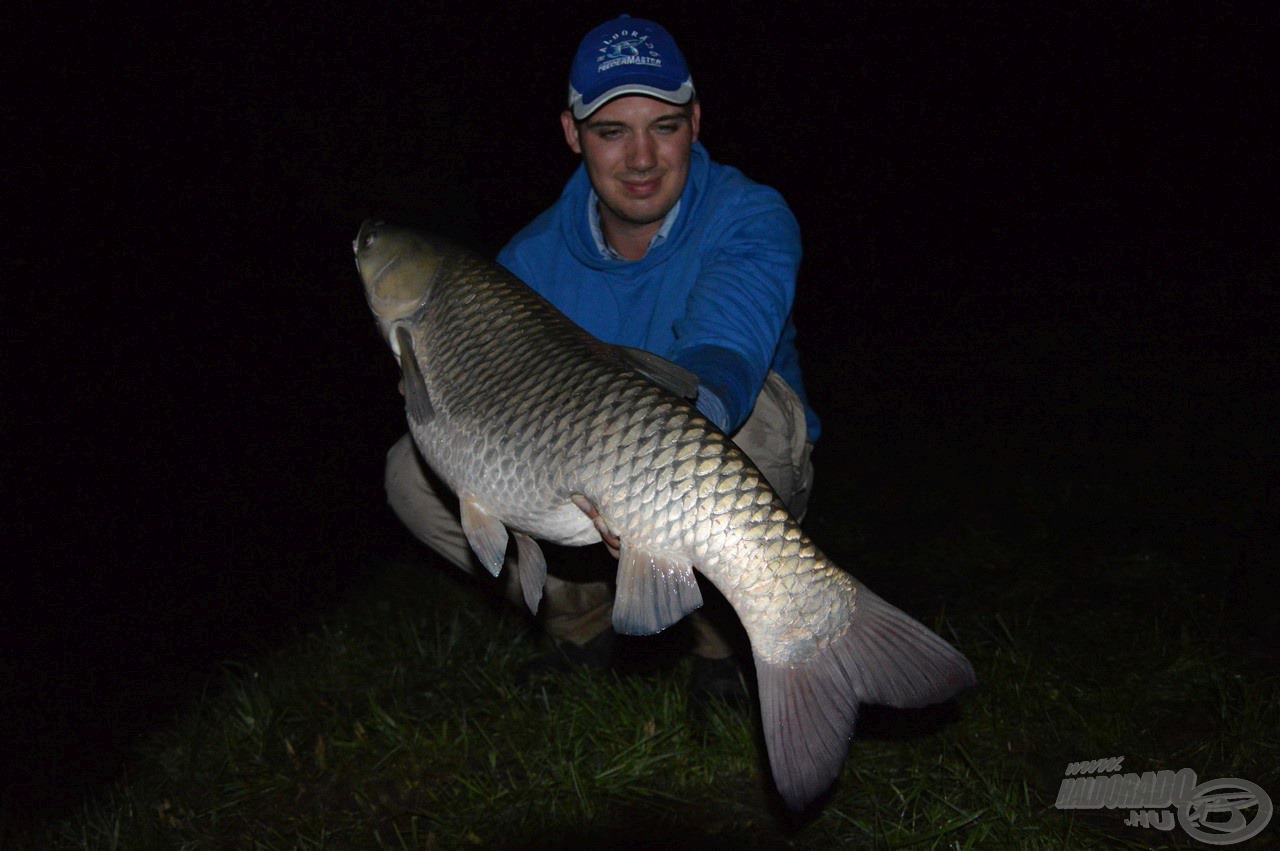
[615,346,699,400]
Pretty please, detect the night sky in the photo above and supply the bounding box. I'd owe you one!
[6,1,1274,822]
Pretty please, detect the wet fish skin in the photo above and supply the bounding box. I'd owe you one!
[354,220,976,809]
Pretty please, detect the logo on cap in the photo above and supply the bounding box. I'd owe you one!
[597,30,663,73]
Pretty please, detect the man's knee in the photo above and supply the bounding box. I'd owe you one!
[385,433,425,510]
[732,372,814,516]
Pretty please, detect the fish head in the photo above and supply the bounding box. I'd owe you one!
[353,219,445,344]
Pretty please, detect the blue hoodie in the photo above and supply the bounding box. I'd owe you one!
[497,142,819,441]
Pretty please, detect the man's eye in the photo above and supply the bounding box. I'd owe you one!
[655,124,678,134]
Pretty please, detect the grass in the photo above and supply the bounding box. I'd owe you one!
[12,466,1279,849]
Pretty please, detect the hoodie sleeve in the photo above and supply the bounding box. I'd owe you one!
[667,187,802,435]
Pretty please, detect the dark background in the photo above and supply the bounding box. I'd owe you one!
[5,0,1274,825]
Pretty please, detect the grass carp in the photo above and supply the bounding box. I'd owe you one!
[353,219,976,809]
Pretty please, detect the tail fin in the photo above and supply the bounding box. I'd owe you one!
[754,587,976,810]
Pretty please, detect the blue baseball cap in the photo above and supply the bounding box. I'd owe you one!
[568,15,696,120]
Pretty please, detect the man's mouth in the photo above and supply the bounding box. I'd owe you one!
[621,177,661,197]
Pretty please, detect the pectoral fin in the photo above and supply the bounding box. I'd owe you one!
[615,346,699,400]
[395,326,434,425]
[513,532,547,614]
[612,541,703,635]
[460,494,508,577]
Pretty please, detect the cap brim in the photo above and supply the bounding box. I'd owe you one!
[570,78,695,120]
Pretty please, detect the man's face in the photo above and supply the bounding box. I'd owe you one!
[561,96,701,234]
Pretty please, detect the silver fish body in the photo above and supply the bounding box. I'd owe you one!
[354,220,976,809]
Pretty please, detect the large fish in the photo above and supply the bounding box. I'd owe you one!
[354,220,976,809]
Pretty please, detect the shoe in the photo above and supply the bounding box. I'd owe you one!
[515,629,617,686]
[687,655,750,714]
[559,629,617,668]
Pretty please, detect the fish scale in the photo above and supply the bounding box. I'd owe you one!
[355,220,976,810]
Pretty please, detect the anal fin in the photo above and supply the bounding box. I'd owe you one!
[513,532,547,614]
[460,494,508,577]
[612,541,703,635]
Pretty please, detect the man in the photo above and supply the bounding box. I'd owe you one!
[386,15,819,702]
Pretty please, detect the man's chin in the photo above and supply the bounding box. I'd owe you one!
[604,201,672,229]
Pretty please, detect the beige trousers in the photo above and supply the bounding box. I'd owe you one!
[385,371,814,659]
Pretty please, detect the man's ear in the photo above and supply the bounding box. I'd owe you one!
[689,100,701,144]
[560,110,583,155]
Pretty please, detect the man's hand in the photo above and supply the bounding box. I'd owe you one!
[571,495,622,559]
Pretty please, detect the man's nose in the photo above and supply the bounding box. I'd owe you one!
[628,133,657,171]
